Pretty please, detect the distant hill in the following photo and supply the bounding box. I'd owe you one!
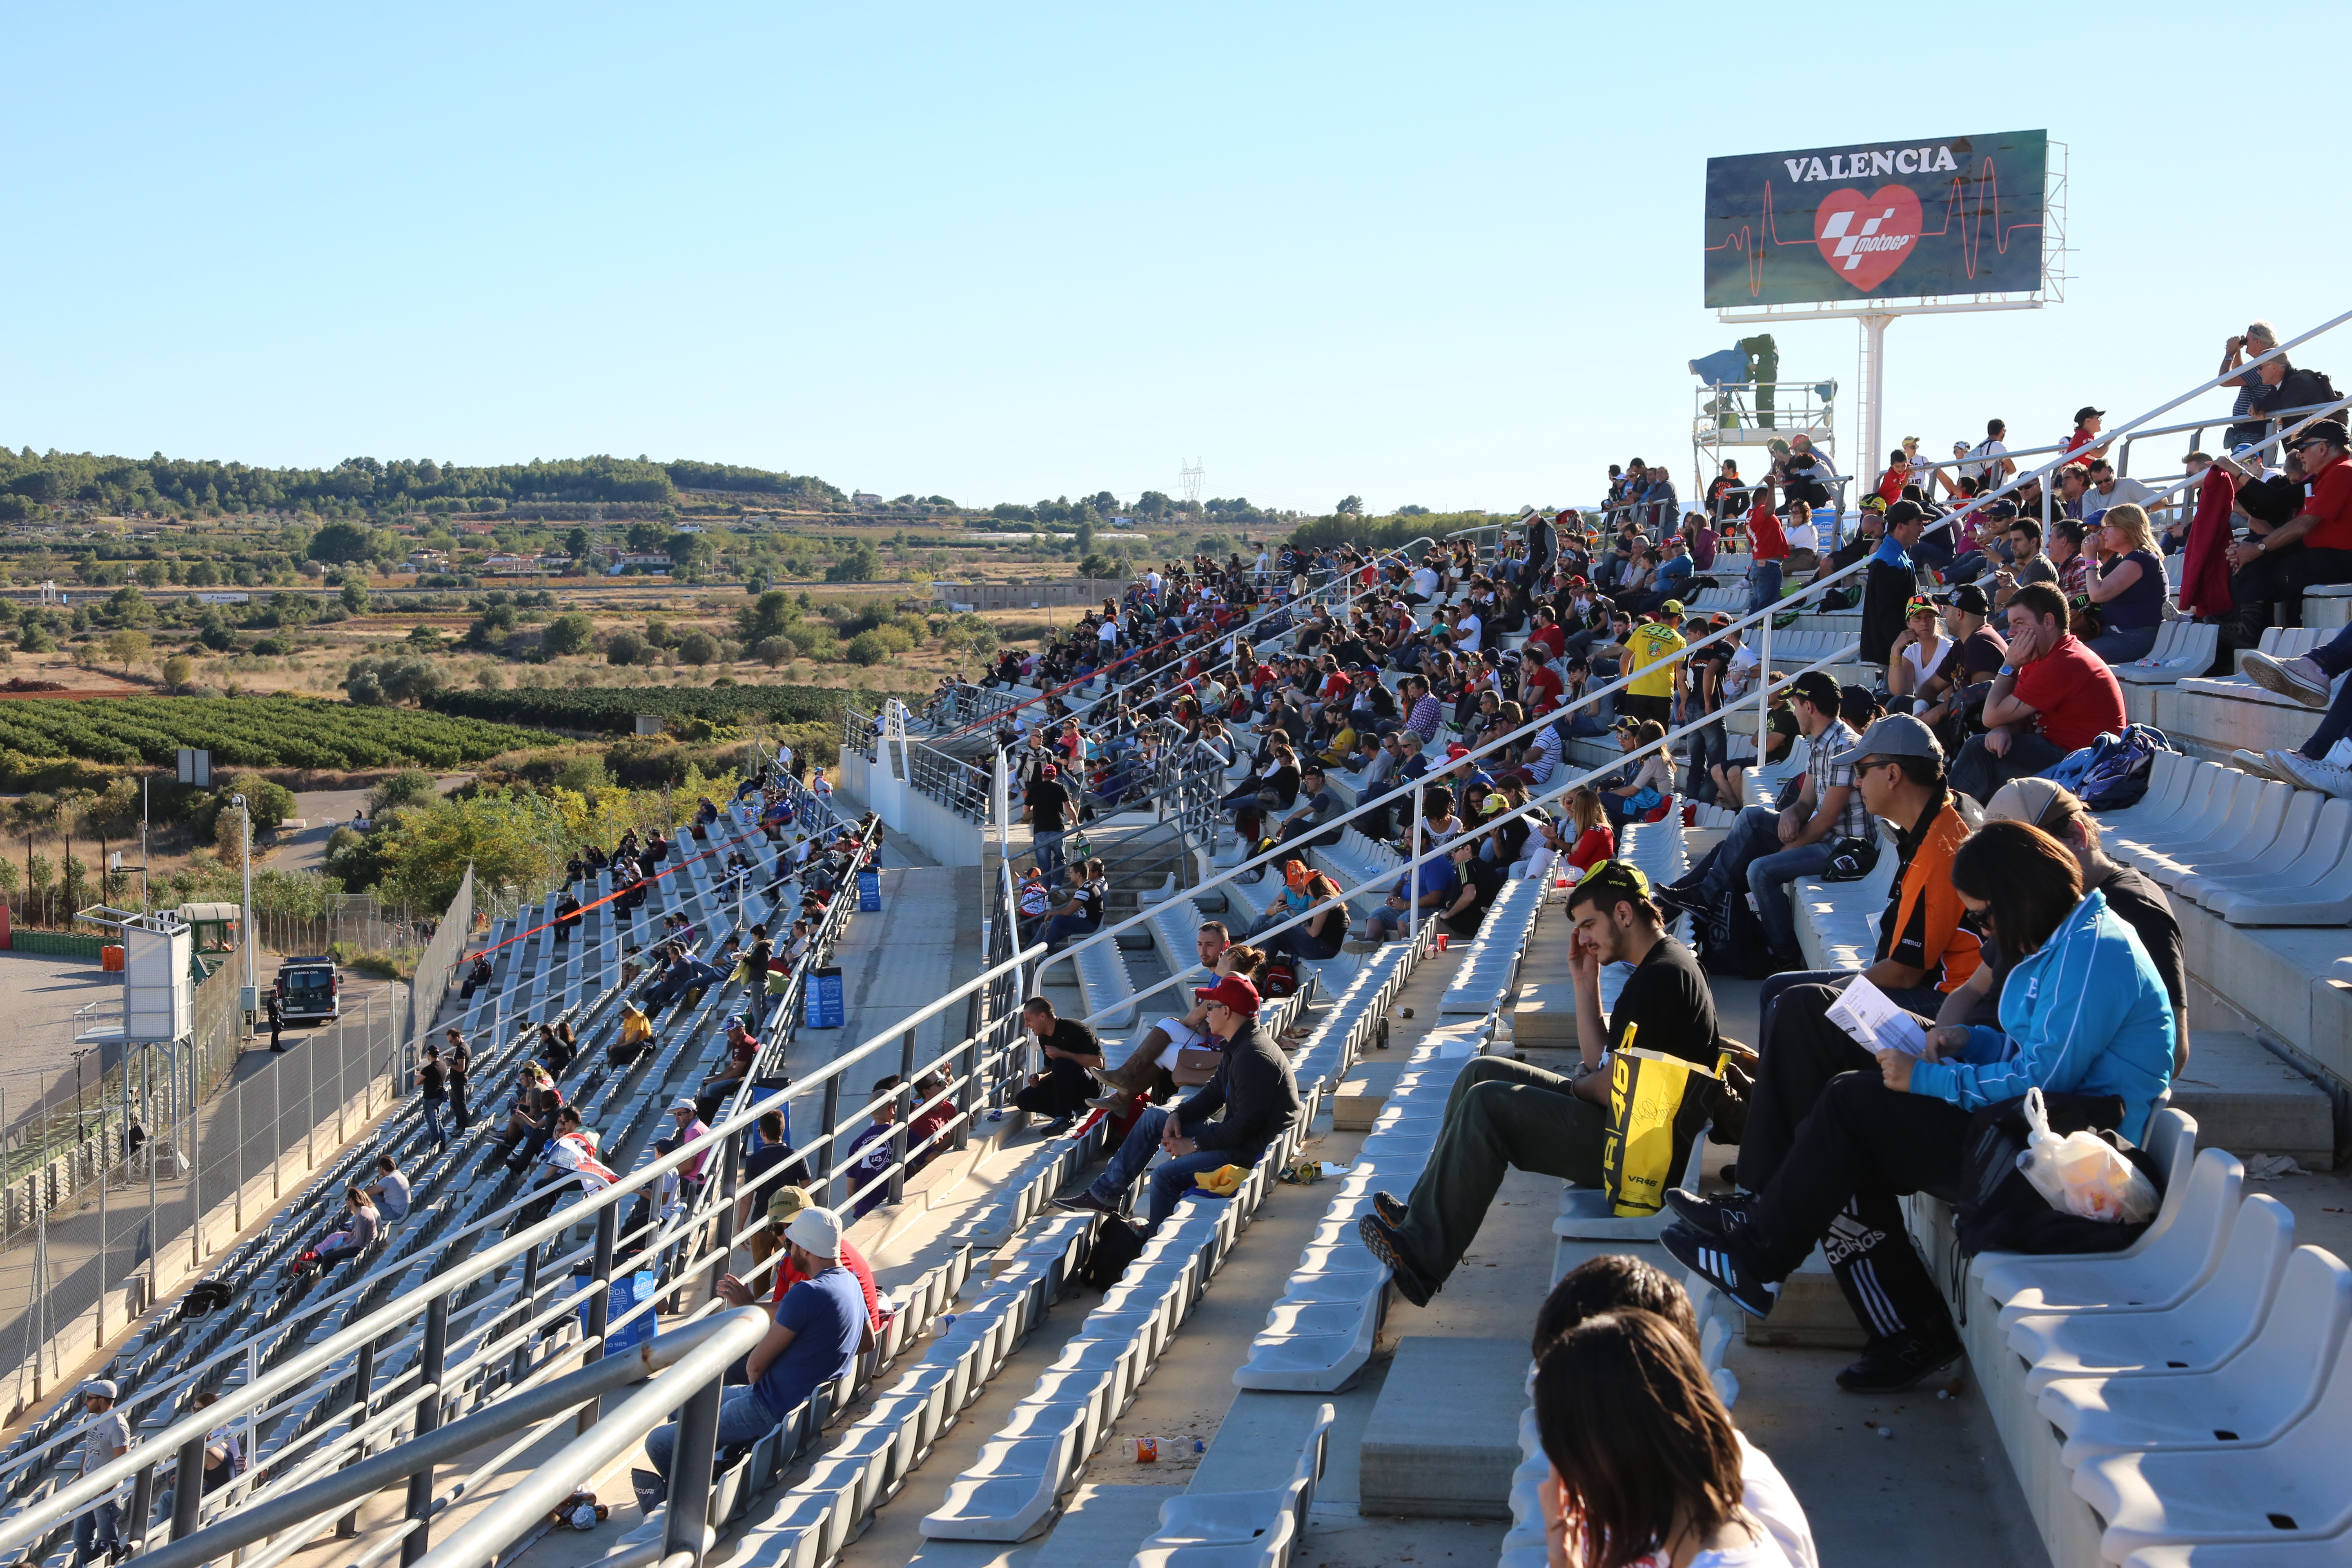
[0,449,844,521]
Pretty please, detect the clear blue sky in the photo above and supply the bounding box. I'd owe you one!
[2,3,2334,517]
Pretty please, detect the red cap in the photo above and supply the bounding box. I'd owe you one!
[1446,743,1471,760]
[1195,975,1261,1015]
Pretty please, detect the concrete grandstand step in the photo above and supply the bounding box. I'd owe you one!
[2164,1032,2334,1167]
[1356,1335,1528,1519]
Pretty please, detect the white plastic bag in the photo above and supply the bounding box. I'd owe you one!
[2013,1087,2158,1225]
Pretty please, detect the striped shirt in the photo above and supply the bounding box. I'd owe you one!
[1797,719,1872,841]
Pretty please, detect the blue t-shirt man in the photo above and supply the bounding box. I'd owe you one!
[755,1265,866,1419]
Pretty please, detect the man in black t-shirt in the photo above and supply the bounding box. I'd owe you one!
[1438,838,1508,939]
[1012,996,1105,1127]
[1025,764,1071,884]
[1358,862,1720,1306]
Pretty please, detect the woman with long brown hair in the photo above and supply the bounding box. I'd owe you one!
[1534,1309,1791,1567]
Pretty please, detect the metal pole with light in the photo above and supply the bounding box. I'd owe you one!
[235,794,255,1032]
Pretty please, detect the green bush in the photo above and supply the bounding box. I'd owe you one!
[845,630,890,666]
[542,612,595,657]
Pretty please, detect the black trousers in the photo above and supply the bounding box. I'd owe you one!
[1740,984,1957,1345]
[1949,730,2066,806]
[1013,1054,1098,1118]
[2230,545,2352,637]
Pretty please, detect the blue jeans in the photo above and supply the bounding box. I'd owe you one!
[1700,806,1835,959]
[1045,913,1100,946]
[423,1098,448,1150]
[1748,559,1783,617]
[645,1385,784,1481]
[2085,624,2158,665]
[2301,624,2352,760]
[1085,1106,1244,1227]
[73,1501,120,1565]
[1034,830,1067,883]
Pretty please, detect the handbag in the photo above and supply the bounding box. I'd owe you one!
[1171,1045,1223,1087]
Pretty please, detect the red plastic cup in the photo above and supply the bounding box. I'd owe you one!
[1435,932,1450,952]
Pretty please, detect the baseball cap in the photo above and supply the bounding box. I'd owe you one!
[1446,743,1471,760]
[1572,859,1651,902]
[1659,599,1685,616]
[670,1097,697,1114]
[1839,684,1878,723]
[765,1183,813,1221]
[1886,500,1925,526]
[1198,975,1261,1015]
[1942,582,1992,615]
[1283,860,1311,890]
[1829,713,1945,769]
[1786,670,1840,710]
[83,1379,117,1401]
[2295,419,2349,448]
[1611,715,1644,733]
[1983,777,2079,831]
[1904,595,1938,617]
[786,1206,844,1258]
[1480,793,1508,815]
[2074,405,2106,423]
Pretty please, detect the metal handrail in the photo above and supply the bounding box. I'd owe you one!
[129,1313,766,1568]
[0,922,1049,1558]
[1070,636,1862,1031]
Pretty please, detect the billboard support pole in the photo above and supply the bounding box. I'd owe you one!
[1859,310,1893,493]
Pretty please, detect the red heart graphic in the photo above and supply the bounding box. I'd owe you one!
[1813,185,1924,294]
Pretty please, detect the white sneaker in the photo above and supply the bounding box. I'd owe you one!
[2328,738,2352,768]
[2240,650,2333,709]
[2275,751,2352,800]
[2234,749,2288,781]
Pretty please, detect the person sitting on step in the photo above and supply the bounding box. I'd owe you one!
[1084,935,1262,1108]
[1354,861,1720,1306]
[1053,975,1299,1233]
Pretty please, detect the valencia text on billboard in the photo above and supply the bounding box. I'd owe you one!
[1703,131,2047,309]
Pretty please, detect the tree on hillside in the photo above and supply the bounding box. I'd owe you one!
[104,629,151,673]
[1336,495,1363,515]
[308,520,375,564]
[542,612,595,657]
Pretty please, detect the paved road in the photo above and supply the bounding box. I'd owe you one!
[273,775,469,875]
[0,973,421,1394]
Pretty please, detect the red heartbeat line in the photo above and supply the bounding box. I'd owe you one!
[1706,159,2044,297]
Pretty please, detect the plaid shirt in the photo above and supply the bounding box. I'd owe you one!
[1799,719,1872,840]
[1404,693,1443,740]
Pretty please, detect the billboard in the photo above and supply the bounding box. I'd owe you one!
[1704,130,2047,309]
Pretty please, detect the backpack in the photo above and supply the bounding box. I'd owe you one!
[176,1280,234,1321]
[1079,1212,1146,1290]
[2077,724,2173,810]
[1258,958,1300,999]
[1694,891,1774,980]
[1952,1091,2163,1258]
